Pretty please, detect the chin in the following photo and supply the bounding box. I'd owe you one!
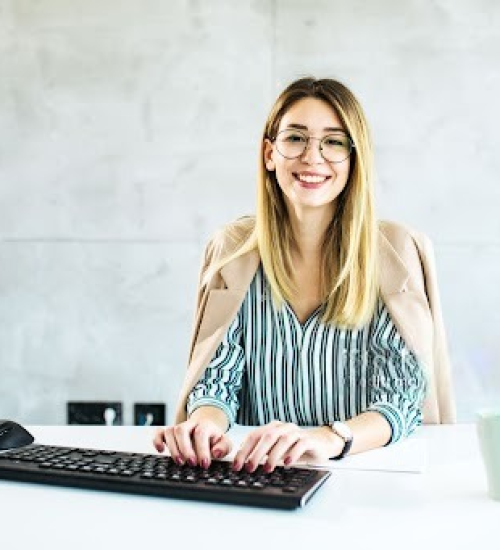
[292,198,334,210]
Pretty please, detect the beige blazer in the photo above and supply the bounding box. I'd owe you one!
[174,217,456,425]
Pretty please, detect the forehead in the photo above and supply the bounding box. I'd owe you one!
[279,97,344,132]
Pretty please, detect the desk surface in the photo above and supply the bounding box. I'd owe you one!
[0,424,498,550]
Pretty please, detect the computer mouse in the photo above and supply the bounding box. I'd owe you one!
[0,420,35,451]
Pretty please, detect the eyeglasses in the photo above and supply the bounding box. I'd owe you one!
[273,129,354,163]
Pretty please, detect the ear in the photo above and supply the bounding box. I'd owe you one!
[263,139,276,171]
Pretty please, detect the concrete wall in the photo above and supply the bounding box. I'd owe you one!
[1,0,499,424]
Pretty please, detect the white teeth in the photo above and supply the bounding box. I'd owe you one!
[296,174,328,184]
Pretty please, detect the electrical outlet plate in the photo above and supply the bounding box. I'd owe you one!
[67,401,123,425]
[134,403,166,426]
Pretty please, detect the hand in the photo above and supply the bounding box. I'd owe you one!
[232,421,342,473]
[153,417,233,469]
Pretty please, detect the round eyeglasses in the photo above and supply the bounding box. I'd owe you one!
[273,129,354,163]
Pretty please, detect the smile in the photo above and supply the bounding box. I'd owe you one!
[293,172,331,184]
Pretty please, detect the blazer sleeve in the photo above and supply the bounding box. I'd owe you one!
[410,232,456,423]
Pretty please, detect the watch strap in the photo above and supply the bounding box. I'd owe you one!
[330,422,353,460]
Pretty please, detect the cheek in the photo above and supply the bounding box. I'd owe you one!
[332,173,350,199]
[333,163,351,187]
[338,166,351,184]
[274,160,294,183]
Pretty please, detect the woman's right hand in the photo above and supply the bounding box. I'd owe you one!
[153,414,232,469]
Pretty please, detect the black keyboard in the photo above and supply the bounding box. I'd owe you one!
[0,444,331,510]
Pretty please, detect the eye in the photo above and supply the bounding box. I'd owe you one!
[323,136,348,147]
[283,132,306,143]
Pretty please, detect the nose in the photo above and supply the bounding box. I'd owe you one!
[301,138,324,164]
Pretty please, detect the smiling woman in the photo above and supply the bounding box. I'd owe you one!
[154,77,455,474]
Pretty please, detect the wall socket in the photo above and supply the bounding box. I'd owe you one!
[67,401,123,425]
[134,403,166,426]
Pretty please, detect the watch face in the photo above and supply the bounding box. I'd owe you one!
[332,422,353,441]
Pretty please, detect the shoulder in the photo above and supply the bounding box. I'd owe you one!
[203,215,257,265]
[378,220,434,291]
[378,219,432,260]
[378,219,429,248]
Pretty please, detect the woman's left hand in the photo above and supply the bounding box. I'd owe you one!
[232,421,342,473]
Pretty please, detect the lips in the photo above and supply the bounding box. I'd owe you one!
[293,172,331,187]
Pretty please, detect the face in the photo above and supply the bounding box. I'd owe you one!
[264,97,351,215]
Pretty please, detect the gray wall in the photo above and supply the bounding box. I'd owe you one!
[1,0,499,424]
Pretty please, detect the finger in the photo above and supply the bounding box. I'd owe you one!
[245,433,278,472]
[264,432,300,472]
[193,423,218,468]
[246,427,297,473]
[283,438,310,467]
[233,430,263,471]
[153,428,166,452]
[243,427,293,473]
[173,421,198,466]
[211,434,233,459]
[162,427,184,464]
[210,433,222,447]
[233,423,289,471]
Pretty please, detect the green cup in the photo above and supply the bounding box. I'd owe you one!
[477,408,500,501]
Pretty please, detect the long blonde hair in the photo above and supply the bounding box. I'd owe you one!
[206,77,379,328]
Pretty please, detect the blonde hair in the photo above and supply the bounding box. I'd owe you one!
[206,77,379,328]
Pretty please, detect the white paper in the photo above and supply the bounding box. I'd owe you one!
[307,436,428,473]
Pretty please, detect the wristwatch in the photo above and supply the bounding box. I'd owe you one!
[329,421,353,460]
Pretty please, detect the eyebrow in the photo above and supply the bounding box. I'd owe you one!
[285,123,346,133]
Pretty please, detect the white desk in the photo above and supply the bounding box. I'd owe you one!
[0,425,498,550]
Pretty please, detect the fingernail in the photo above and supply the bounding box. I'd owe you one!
[176,456,185,466]
[284,456,292,466]
[188,457,197,467]
[232,461,241,471]
[213,450,222,459]
[245,462,254,473]
[201,458,209,469]
[263,463,272,473]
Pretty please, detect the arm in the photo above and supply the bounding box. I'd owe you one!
[312,410,392,458]
[233,399,412,473]
[366,302,427,445]
[232,413,391,473]
[186,305,246,430]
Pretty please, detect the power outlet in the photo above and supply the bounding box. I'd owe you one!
[134,403,166,426]
[67,401,123,425]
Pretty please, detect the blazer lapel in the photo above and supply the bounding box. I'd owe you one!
[378,230,410,296]
[195,249,260,343]
[219,249,260,291]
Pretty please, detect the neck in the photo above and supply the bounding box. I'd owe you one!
[288,204,335,262]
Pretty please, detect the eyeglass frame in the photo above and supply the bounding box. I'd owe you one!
[271,128,355,164]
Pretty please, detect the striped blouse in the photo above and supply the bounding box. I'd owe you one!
[187,264,426,444]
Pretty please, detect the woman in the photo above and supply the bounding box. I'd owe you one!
[153,77,454,473]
